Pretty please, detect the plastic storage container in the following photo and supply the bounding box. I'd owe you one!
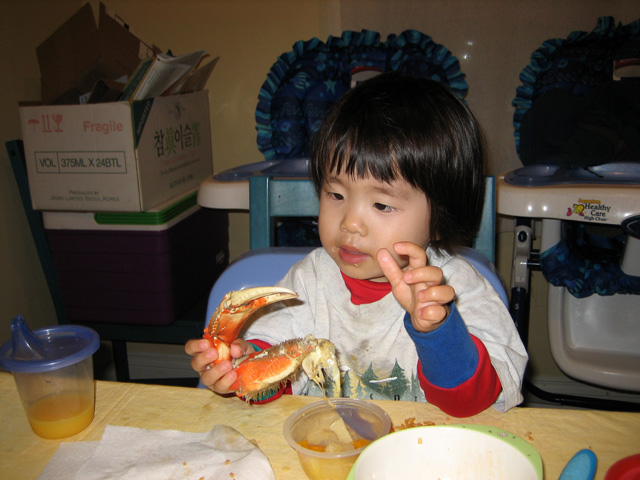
[43,190,229,326]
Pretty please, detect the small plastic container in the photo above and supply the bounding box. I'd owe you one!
[0,315,100,439]
[283,399,391,480]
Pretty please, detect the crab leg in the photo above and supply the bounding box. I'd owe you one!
[203,286,298,364]
[202,286,341,400]
[231,335,341,400]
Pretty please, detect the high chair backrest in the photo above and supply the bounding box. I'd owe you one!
[249,175,497,264]
[204,247,313,326]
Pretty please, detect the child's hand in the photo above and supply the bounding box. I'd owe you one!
[185,338,255,395]
[377,241,455,332]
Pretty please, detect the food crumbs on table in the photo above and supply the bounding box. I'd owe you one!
[394,417,436,430]
[229,473,235,478]
[225,459,230,465]
[418,437,423,444]
[183,461,187,466]
[524,431,534,441]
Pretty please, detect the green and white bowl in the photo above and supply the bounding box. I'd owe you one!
[347,424,543,480]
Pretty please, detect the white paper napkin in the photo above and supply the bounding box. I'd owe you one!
[38,424,275,480]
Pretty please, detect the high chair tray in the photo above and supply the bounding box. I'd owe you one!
[504,163,640,187]
[497,173,640,224]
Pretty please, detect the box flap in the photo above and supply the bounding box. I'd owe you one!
[97,3,158,79]
[36,3,100,104]
[36,3,160,105]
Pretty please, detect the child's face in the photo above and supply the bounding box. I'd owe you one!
[318,171,431,282]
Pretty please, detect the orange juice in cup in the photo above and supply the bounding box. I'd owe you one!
[27,391,95,439]
[0,316,100,439]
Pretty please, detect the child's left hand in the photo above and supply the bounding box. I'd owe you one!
[377,242,455,333]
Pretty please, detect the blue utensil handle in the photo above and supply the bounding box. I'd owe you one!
[558,449,597,480]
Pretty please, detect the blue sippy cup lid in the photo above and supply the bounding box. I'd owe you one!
[0,315,99,373]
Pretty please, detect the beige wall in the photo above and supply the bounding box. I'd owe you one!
[1,1,638,380]
[0,0,335,345]
[337,0,640,177]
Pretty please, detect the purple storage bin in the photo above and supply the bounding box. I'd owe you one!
[44,207,229,326]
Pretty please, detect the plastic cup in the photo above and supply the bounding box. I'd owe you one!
[283,399,391,480]
[0,315,100,439]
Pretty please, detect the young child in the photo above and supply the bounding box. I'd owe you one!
[186,73,528,417]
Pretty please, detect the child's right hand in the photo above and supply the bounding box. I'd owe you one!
[377,241,455,333]
[185,338,255,395]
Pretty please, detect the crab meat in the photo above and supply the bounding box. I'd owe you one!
[203,287,341,400]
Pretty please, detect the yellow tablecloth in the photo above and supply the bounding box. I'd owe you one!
[1,372,638,479]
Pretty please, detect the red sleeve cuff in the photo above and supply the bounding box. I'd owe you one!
[247,339,272,351]
[418,335,502,417]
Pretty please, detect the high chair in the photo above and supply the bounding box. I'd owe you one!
[498,164,640,411]
[200,173,505,388]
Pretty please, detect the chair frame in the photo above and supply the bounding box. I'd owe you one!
[249,176,319,250]
[249,174,497,265]
[511,217,640,411]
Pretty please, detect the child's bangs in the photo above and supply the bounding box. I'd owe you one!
[325,132,401,185]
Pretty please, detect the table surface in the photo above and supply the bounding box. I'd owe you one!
[1,372,638,479]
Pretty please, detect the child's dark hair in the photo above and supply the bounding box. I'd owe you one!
[309,73,486,254]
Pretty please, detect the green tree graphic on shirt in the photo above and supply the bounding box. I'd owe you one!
[342,370,353,397]
[388,359,409,400]
[361,363,384,395]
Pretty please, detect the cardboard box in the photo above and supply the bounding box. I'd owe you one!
[19,90,213,212]
[37,2,161,105]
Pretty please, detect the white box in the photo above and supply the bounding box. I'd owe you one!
[19,90,213,212]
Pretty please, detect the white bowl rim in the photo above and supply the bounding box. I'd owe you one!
[346,423,543,480]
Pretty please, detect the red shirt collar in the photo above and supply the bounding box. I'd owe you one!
[341,272,392,305]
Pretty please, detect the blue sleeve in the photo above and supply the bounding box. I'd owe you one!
[403,303,479,389]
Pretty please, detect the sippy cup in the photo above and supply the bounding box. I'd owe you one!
[0,315,100,439]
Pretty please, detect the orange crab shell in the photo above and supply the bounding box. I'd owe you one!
[203,287,299,365]
[229,338,317,399]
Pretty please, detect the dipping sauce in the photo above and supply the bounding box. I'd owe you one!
[27,392,94,439]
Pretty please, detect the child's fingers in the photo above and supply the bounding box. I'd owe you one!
[186,337,245,395]
[229,339,255,358]
[403,265,444,286]
[376,247,405,287]
[184,338,210,356]
[392,241,428,269]
[417,305,450,325]
[418,284,455,304]
[200,360,238,394]
[189,346,218,374]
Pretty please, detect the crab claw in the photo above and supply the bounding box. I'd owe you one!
[230,334,341,400]
[203,286,298,363]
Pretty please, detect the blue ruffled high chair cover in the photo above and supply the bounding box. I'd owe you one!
[510,17,640,298]
[512,16,640,167]
[540,222,640,298]
[255,29,468,161]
